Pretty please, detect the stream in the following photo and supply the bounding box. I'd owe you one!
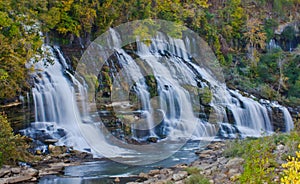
[39,140,203,184]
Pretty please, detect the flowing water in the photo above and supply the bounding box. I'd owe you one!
[21,28,295,181]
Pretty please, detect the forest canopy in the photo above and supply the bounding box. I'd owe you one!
[0,0,300,106]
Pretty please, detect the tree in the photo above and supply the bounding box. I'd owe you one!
[0,114,31,166]
[243,18,267,66]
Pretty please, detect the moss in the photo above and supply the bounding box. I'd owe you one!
[145,75,158,98]
[199,87,213,105]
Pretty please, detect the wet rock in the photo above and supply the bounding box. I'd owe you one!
[39,162,67,176]
[44,139,58,144]
[147,137,158,143]
[70,150,93,160]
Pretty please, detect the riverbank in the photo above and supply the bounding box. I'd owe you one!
[1,131,299,184]
[125,141,244,184]
[0,145,98,184]
[125,132,298,184]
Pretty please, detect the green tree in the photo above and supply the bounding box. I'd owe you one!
[0,114,31,166]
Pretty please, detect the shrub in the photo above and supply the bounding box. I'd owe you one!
[281,144,300,183]
[0,113,31,166]
[223,136,277,183]
[224,131,300,183]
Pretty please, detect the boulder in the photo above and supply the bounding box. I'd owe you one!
[25,168,39,177]
[139,172,149,178]
[148,169,160,176]
[11,168,21,174]
[225,158,244,168]
[172,171,188,181]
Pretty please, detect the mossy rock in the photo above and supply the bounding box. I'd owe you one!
[199,87,213,105]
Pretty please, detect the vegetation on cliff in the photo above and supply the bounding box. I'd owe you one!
[0,0,300,107]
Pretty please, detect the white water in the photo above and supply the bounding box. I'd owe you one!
[106,29,293,139]
[27,29,294,162]
[282,107,294,132]
[31,46,90,150]
[30,45,130,156]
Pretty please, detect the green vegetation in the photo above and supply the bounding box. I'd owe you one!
[0,114,31,166]
[199,87,212,105]
[0,0,298,142]
[0,0,43,100]
[224,128,300,183]
[1,0,300,106]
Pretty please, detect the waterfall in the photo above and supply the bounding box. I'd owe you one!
[100,29,293,141]
[24,28,294,163]
[268,39,281,50]
[25,45,132,157]
[30,45,90,150]
[281,107,294,132]
[225,90,273,137]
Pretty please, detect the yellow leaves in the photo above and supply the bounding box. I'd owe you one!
[61,0,74,11]
[244,18,267,49]
[0,69,8,81]
[281,144,300,184]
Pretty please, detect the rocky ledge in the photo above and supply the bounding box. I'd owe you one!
[124,140,285,184]
[0,145,96,184]
[125,142,243,184]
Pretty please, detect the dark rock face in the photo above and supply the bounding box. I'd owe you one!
[269,107,286,131]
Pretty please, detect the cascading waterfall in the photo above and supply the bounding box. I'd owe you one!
[24,28,294,159]
[102,29,294,140]
[24,45,130,157]
[28,45,90,151]
[282,107,294,132]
